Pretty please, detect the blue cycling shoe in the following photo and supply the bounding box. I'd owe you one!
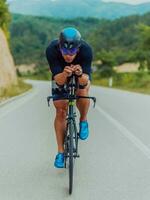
[54,152,64,168]
[79,120,89,140]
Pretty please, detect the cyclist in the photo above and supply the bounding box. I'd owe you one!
[46,27,93,168]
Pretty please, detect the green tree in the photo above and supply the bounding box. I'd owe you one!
[96,50,116,78]
[0,0,11,37]
[137,24,150,71]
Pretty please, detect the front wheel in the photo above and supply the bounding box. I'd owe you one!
[68,120,74,194]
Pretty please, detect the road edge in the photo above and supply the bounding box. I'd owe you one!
[0,87,34,108]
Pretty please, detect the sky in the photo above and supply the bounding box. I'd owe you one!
[7,0,150,4]
[103,0,150,4]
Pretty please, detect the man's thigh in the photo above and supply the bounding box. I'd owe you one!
[53,100,68,110]
[51,82,68,109]
[76,80,90,96]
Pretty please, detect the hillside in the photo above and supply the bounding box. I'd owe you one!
[8,0,150,19]
[10,12,150,68]
[0,0,17,90]
[0,28,17,89]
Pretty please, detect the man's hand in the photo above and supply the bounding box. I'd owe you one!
[71,64,83,76]
[63,66,74,77]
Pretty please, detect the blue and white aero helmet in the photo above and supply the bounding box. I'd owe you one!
[59,27,81,50]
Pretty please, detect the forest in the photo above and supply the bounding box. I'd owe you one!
[10,12,150,76]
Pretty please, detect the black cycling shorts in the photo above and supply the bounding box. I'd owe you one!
[51,79,90,101]
[52,87,69,101]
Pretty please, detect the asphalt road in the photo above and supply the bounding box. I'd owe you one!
[0,80,150,200]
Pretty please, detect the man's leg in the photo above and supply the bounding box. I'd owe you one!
[76,82,90,121]
[53,100,68,153]
[76,82,90,140]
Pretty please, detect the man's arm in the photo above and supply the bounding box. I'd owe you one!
[46,46,73,85]
[72,65,89,86]
[54,66,74,85]
[79,45,93,85]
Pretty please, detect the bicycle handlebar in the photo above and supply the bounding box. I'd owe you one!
[47,95,96,108]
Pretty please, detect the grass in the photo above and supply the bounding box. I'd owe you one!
[18,67,51,81]
[0,78,32,101]
[22,72,51,81]
[92,72,150,95]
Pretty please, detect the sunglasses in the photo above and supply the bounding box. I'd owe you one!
[60,47,78,56]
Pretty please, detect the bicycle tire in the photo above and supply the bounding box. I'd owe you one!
[64,123,69,168]
[73,120,78,155]
[68,120,74,194]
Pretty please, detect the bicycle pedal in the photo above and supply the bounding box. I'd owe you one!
[73,154,80,158]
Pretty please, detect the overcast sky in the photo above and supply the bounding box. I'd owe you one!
[103,0,150,4]
[7,0,150,4]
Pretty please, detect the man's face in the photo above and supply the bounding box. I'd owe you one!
[62,54,77,63]
[60,46,79,63]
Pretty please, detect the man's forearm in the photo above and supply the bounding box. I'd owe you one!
[54,72,89,86]
[54,72,68,85]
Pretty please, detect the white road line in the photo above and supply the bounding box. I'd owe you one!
[96,105,150,160]
[0,88,38,120]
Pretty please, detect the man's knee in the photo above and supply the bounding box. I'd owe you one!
[53,100,68,118]
[56,109,67,118]
[76,81,90,96]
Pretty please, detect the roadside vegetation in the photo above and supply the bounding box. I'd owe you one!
[0,0,11,38]
[92,71,150,94]
[0,79,32,101]
[0,1,32,101]
[17,66,51,81]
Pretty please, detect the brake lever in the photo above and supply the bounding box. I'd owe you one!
[91,97,96,108]
[47,96,50,107]
[93,97,96,108]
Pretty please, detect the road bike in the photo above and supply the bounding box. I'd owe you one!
[47,75,96,194]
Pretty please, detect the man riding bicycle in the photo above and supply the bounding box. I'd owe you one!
[46,27,93,168]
